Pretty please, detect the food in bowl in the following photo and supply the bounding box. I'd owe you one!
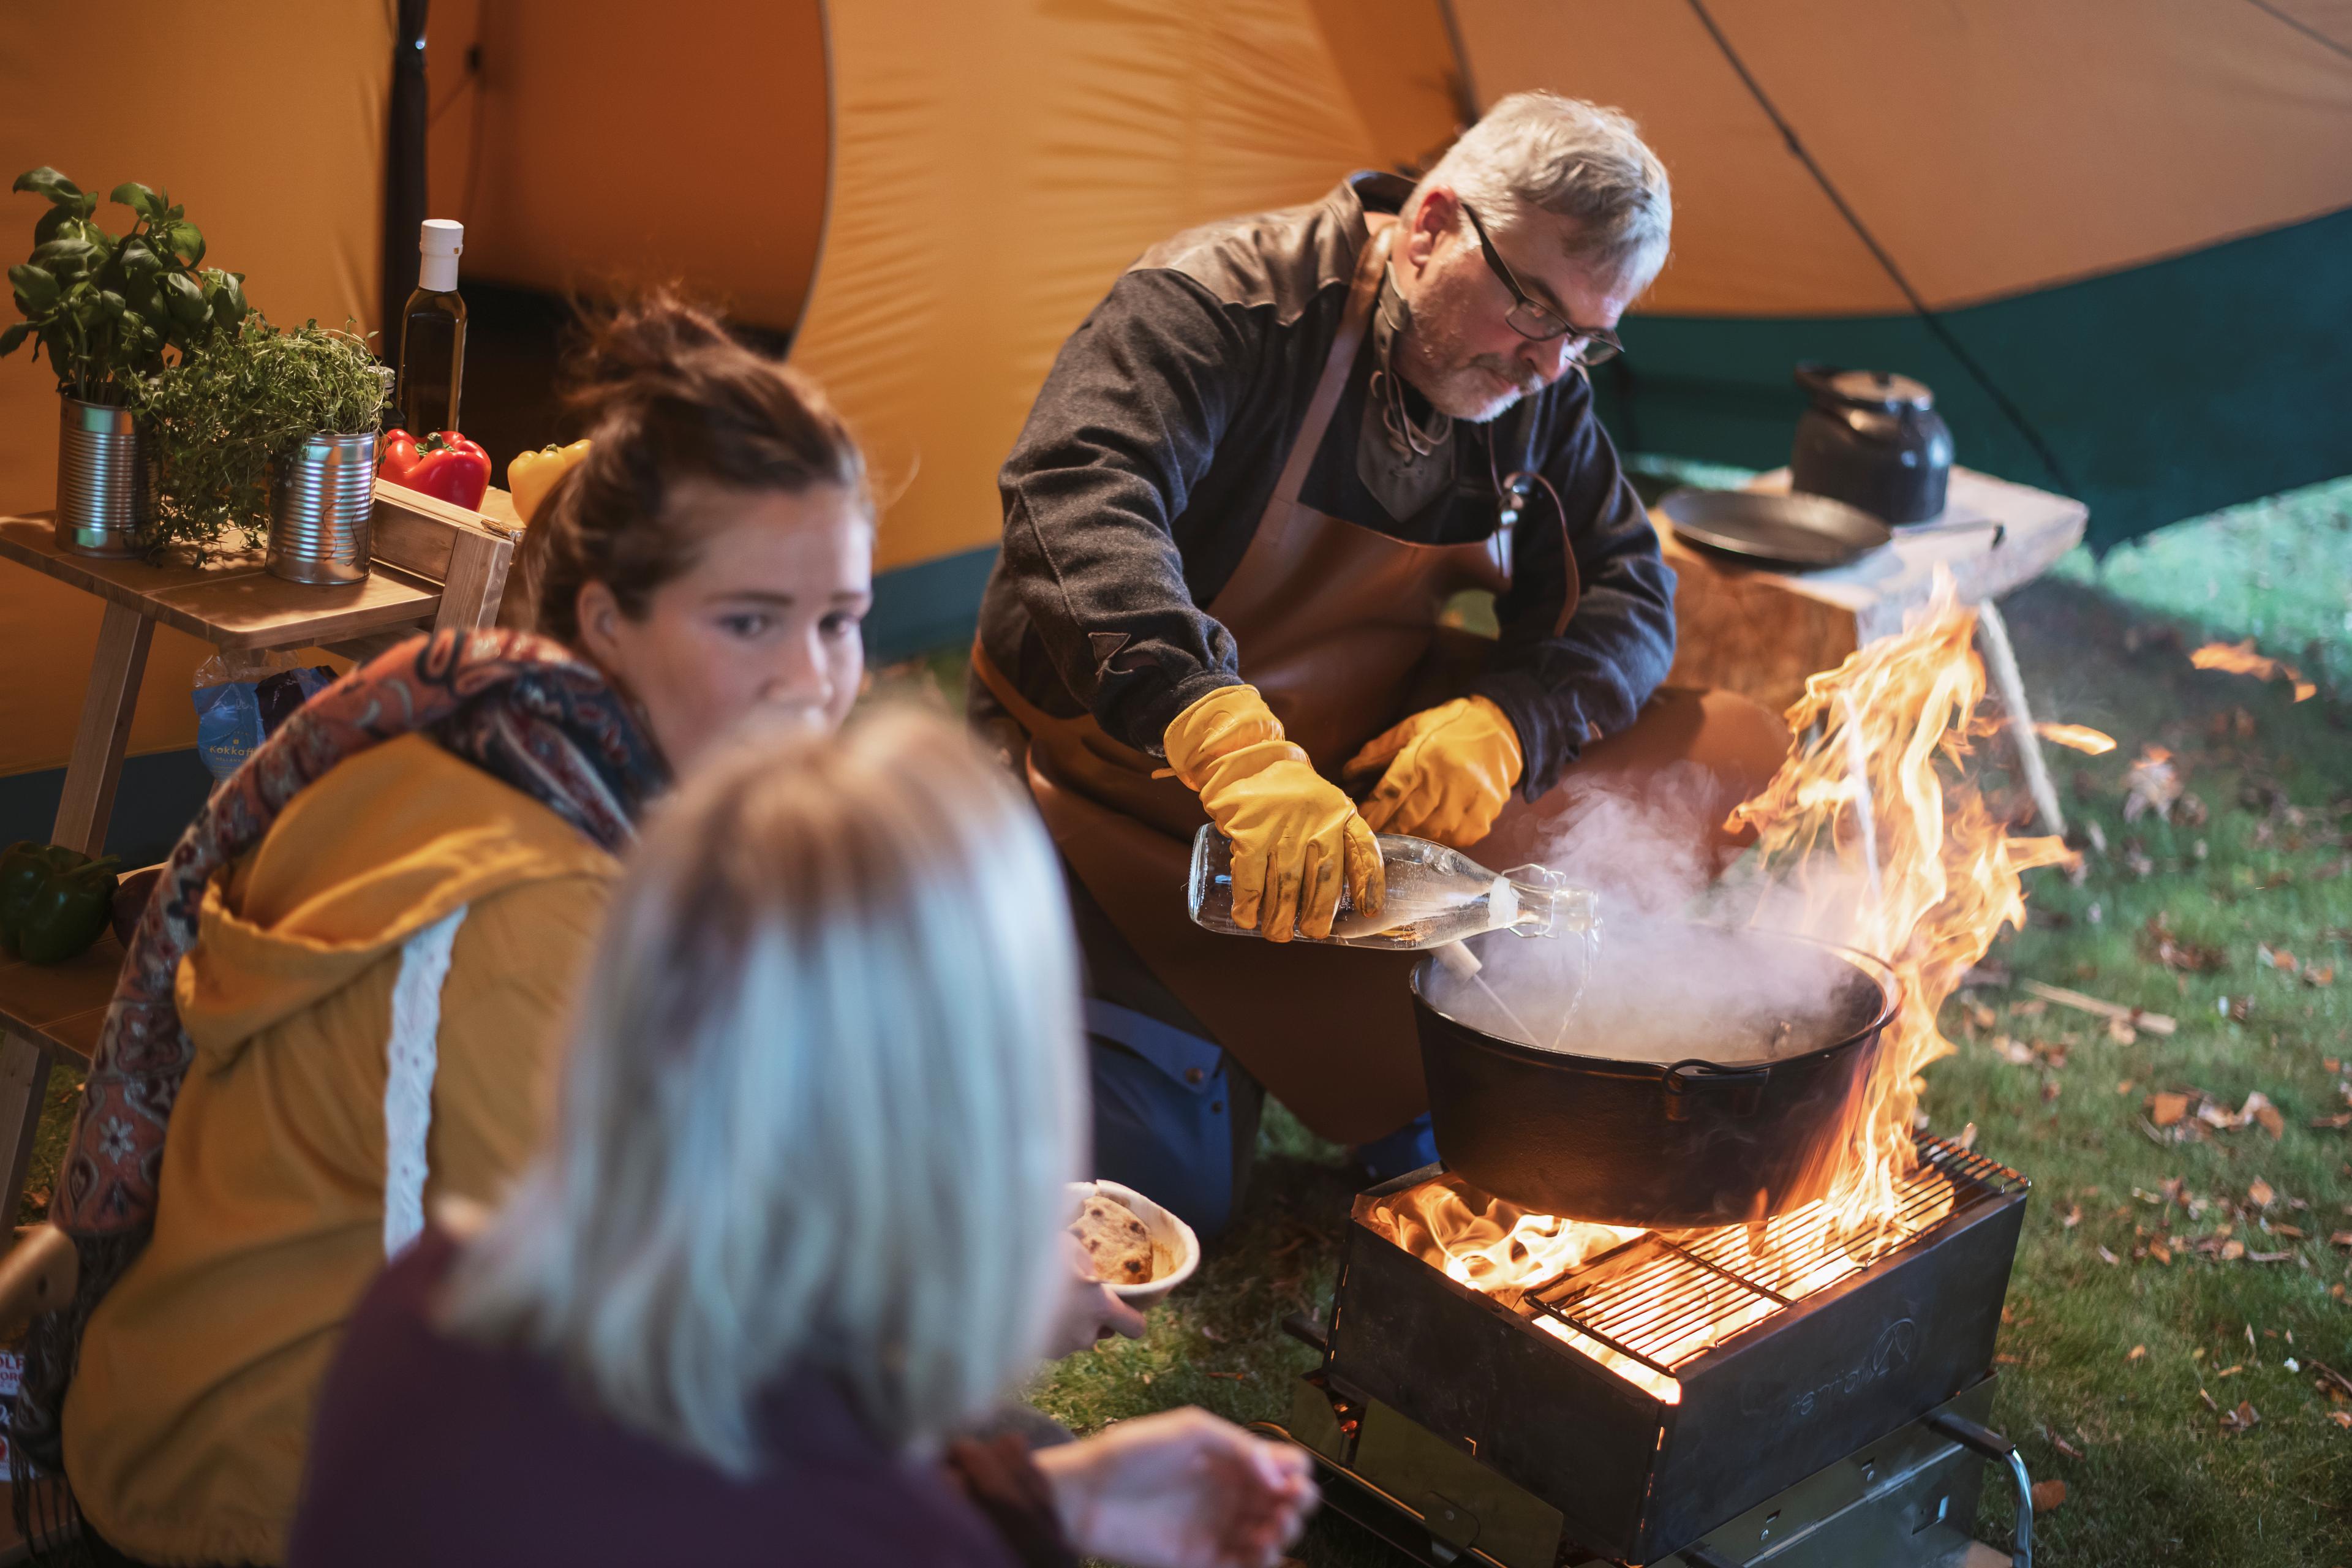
[1070,1193,1156,1285]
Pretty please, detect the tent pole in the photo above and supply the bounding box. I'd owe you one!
[1433,0,1482,121]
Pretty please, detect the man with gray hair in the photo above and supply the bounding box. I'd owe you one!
[970,92,1787,1229]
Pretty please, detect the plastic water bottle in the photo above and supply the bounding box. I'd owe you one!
[1186,826,1597,951]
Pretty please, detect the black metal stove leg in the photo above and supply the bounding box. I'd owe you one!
[1925,1411,2033,1568]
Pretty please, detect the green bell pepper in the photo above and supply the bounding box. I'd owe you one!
[0,840,121,964]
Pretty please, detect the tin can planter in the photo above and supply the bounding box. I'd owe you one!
[55,396,154,558]
[267,431,377,585]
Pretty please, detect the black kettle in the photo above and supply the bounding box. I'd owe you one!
[1790,364,1954,524]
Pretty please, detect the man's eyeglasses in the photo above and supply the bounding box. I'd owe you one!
[1459,202,1624,367]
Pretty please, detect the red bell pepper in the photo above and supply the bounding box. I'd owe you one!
[379,428,492,511]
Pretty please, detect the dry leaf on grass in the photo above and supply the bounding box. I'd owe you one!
[2151,1092,2190,1127]
[2099,1245,2122,1265]
[2047,1428,2086,1461]
[2127,1344,2148,1362]
[2220,1400,2261,1433]
[2328,1411,2352,1431]
[2144,913,2226,973]
[2124,746,2184,822]
[2250,1178,2276,1208]
[2029,1479,2067,1512]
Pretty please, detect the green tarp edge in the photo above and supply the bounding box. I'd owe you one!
[1595,206,2352,553]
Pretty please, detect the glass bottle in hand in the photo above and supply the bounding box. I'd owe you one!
[1186,826,1597,950]
[395,219,467,434]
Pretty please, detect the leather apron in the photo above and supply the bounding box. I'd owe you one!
[974,221,1559,1145]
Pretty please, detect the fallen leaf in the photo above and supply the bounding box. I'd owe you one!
[2150,1238,2173,1264]
[2144,913,2226,973]
[2107,1016,2138,1046]
[2331,1232,2352,1248]
[1995,1353,2023,1366]
[2250,1178,2276,1208]
[2218,1363,2244,1377]
[2061,1203,2082,1229]
[2045,1424,2085,1461]
[2192,638,2314,702]
[2220,1400,2261,1433]
[2329,1411,2352,1430]
[2198,1387,2220,1411]
[2030,1479,2067,1512]
[2151,1092,2189,1128]
[2117,1079,2135,1096]
[2128,1344,2149,1362]
[2099,1245,2122,1265]
[2042,1079,2063,1104]
[2124,746,2183,823]
[2307,965,2336,989]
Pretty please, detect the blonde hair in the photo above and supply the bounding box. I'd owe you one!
[1414,90,1673,288]
[438,708,1086,1473]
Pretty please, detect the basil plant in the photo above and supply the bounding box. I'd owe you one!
[2,167,249,405]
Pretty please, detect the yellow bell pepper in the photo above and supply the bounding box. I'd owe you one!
[506,438,592,525]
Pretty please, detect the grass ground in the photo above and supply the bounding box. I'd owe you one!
[15,480,2351,1564]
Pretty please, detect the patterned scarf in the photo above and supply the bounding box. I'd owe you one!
[15,628,666,1474]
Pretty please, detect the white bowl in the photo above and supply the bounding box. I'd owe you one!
[1068,1179,1200,1309]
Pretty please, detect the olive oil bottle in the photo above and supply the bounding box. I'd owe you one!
[395,219,467,434]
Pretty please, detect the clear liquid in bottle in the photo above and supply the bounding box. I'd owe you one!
[1185,826,1597,951]
[395,219,468,434]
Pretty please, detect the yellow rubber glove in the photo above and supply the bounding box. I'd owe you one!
[1164,685,1384,942]
[1344,695,1523,849]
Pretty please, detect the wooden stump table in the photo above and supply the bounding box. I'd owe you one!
[0,482,521,1224]
[1660,466,2088,715]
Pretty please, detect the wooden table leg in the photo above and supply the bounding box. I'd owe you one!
[0,1032,56,1227]
[51,601,154,858]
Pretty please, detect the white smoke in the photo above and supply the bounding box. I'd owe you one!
[1425,762,1879,1064]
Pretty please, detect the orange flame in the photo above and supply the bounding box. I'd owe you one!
[1375,570,2077,1401]
[1728,571,2074,1237]
[2031,722,2115,755]
[2191,639,2316,702]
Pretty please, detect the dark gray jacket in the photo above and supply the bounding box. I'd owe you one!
[971,171,1676,798]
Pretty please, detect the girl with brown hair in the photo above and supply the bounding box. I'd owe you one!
[23,292,879,1567]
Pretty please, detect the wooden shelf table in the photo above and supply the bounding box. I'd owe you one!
[1660,466,2088,715]
[0,481,519,1221]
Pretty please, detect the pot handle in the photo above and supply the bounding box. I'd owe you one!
[1662,1059,1772,1121]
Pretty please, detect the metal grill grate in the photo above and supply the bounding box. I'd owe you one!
[1525,1136,2025,1379]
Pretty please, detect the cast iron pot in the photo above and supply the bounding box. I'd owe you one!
[1410,932,1901,1229]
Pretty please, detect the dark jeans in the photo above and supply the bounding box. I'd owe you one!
[1064,872,1264,1238]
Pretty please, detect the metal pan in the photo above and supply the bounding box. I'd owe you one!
[1409,930,1901,1228]
[1660,487,1893,573]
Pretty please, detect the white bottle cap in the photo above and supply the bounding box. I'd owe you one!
[418,219,463,292]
